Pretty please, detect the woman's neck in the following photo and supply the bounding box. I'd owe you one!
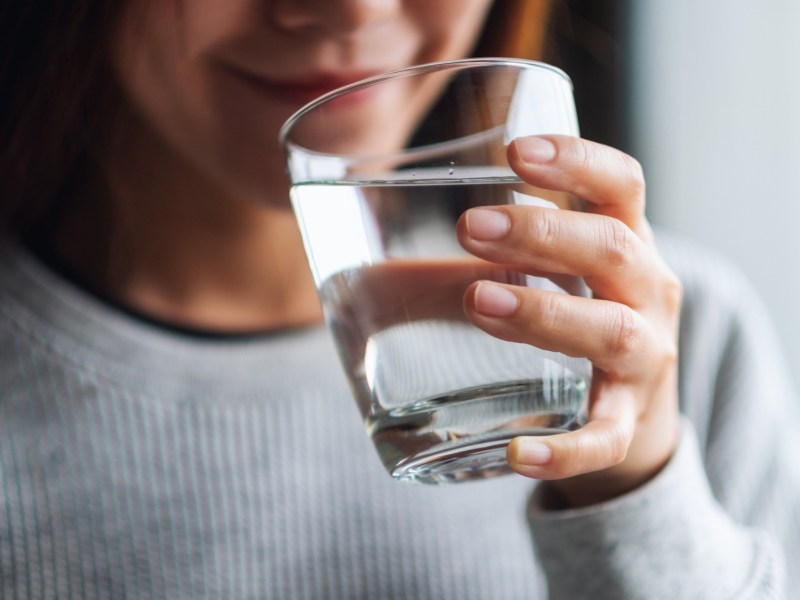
[51,123,323,334]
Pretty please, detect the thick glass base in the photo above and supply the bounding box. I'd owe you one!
[390,431,561,484]
[367,380,587,484]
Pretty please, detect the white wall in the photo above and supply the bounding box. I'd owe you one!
[631,1,800,381]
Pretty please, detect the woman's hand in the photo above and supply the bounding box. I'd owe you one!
[456,135,683,508]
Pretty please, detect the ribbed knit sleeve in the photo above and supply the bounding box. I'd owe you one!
[528,421,785,599]
[525,233,799,599]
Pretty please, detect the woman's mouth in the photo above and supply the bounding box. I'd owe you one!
[234,69,386,107]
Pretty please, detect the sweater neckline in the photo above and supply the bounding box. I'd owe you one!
[23,237,319,342]
[0,244,338,398]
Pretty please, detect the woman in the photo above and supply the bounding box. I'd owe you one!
[1,0,796,597]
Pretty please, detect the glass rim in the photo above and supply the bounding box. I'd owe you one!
[278,57,572,147]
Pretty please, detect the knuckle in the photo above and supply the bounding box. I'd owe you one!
[534,291,565,333]
[526,209,561,251]
[620,154,646,198]
[603,424,632,466]
[569,136,594,170]
[661,270,684,313]
[660,338,679,370]
[598,218,636,270]
[605,305,640,359]
[654,322,680,373]
[549,434,584,477]
[551,423,631,477]
[655,270,683,368]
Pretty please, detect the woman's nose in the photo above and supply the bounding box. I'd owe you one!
[270,0,402,34]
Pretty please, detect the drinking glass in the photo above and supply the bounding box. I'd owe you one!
[280,58,590,484]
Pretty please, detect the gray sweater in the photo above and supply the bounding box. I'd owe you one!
[0,233,797,599]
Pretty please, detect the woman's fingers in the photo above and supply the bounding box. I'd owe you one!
[456,134,684,494]
[464,281,675,377]
[457,205,670,308]
[508,376,679,504]
[506,384,638,481]
[507,135,650,240]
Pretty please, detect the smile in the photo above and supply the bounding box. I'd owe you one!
[231,68,387,107]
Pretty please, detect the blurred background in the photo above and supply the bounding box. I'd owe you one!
[549,0,800,385]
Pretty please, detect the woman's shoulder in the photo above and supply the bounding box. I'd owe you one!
[655,228,756,307]
[653,228,776,342]
[654,227,777,361]
[655,229,795,437]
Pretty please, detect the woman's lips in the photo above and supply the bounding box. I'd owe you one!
[237,70,384,106]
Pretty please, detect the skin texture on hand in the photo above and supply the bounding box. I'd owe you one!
[457,135,683,508]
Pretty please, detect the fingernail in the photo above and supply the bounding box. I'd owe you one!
[515,136,556,164]
[473,282,519,317]
[466,208,510,241]
[515,440,553,466]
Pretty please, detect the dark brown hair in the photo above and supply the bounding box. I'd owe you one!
[475,0,552,60]
[0,1,126,241]
[0,1,552,242]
